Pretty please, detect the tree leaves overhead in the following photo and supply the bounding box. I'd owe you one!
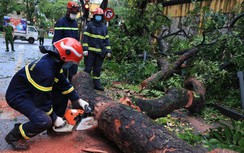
[0,0,22,29]
[38,0,67,21]
[23,0,35,23]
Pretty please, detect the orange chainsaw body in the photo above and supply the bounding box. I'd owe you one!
[64,109,85,125]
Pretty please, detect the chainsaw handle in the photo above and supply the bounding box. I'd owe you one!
[84,105,92,114]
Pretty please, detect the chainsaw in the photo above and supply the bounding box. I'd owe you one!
[53,105,98,132]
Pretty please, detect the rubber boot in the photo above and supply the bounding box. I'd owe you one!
[5,123,30,150]
[93,79,104,91]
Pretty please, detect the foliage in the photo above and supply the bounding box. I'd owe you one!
[102,59,158,85]
[109,0,169,62]
[203,120,244,152]
[23,0,36,24]
[168,8,243,108]
[201,107,229,124]
[156,114,203,146]
[0,0,22,31]
[106,1,244,110]
[0,0,46,27]
[104,2,244,150]
[155,112,243,150]
[139,89,164,98]
[38,0,67,22]
[177,129,203,147]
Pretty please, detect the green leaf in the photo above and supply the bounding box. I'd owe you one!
[233,132,241,145]
[212,132,224,143]
[238,137,244,147]
[224,126,232,143]
[209,138,220,145]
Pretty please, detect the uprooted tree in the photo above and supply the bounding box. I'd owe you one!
[70,1,243,152]
[72,72,206,153]
[109,1,244,105]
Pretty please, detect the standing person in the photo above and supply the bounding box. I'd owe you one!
[82,7,112,91]
[3,18,15,52]
[38,26,45,46]
[5,37,89,150]
[52,1,80,82]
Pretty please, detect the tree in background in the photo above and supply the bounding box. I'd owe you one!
[106,0,244,109]
[23,0,36,24]
[0,0,23,31]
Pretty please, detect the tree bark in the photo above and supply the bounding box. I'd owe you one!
[72,72,205,153]
[133,78,206,119]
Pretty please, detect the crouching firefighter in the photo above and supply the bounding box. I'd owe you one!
[82,7,112,91]
[5,37,89,150]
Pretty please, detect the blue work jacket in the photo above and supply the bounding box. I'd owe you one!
[5,54,79,115]
[52,16,79,43]
[82,21,111,55]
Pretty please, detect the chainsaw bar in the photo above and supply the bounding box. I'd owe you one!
[76,116,98,130]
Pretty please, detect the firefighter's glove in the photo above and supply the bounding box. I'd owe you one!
[83,51,88,56]
[106,53,111,57]
[54,116,65,127]
[78,98,89,109]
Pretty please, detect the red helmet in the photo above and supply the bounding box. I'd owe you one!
[67,1,80,14]
[92,7,104,15]
[53,37,83,64]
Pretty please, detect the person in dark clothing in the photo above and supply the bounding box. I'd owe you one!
[5,37,89,151]
[38,26,45,46]
[82,7,112,91]
[52,1,80,82]
[50,1,81,130]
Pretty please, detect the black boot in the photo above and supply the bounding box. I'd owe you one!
[5,123,30,150]
[93,79,104,91]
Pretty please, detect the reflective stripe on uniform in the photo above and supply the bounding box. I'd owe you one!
[92,76,100,79]
[88,47,102,52]
[54,78,59,83]
[83,43,88,47]
[19,124,30,140]
[84,32,109,40]
[46,107,53,116]
[106,46,111,49]
[25,65,52,92]
[62,86,74,95]
[54,27,78,30]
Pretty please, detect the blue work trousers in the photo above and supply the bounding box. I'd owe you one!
[6,97,54,138]
[84,52,104,77]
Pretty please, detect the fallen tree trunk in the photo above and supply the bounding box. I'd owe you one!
[72,72,205,153]
[132,77,206,118]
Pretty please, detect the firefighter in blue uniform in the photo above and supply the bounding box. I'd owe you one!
[82,7,112,91]
[5,37,89,150]
[50,1,81,132]
[52,1,80,81]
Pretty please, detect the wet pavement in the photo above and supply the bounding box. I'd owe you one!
[0,37,51,97]
[0,38,50,151]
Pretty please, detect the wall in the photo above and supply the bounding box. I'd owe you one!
[163,0,244,17]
